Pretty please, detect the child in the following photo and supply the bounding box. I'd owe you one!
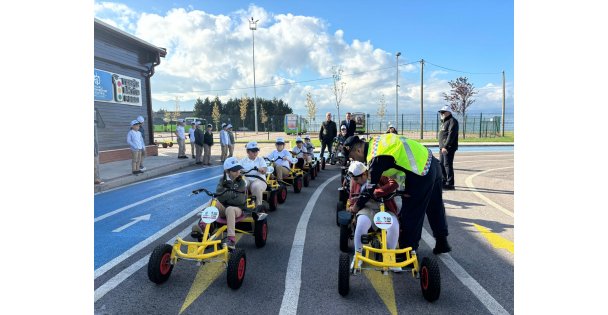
[126,120,145,175]
[189,121,196,158]
[289,136,307,169]
[303,135,315,160]
[193,157,247,249]
[267,137,292,179]
[240,141,268,208]
[175,119,187,159]
[347,161,400,270]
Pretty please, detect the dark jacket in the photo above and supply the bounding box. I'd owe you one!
[204,130,214,146]
[439,115,459,151]
[194,128,205,146]
[341,119,357,138]
[351,176,399,215]
[216,175,247,207]
[319,120,337,143]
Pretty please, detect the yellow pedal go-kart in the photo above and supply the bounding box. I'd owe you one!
[265,156,304,193]
[337,190,441,302]
[147,187,268,290]
[289,152,313,187]
[241,165,281,212]
[301,152,319,180]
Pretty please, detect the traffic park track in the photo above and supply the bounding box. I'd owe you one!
[94,151,514,315]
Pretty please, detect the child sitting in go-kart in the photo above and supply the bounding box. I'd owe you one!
[289,136,308,169]
[303,135,315,158]
[347,161,400,269]
[267,137,292,180]
[192,157,247,249]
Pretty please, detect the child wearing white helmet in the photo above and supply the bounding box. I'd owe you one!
[127,120,145,175]
[267,137,292,179]
[240,141,268,208]
[303,135,315,157]
[289,136,308,169]
[347,161,401,270]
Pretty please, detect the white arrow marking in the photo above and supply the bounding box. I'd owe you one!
[112,214,151,233]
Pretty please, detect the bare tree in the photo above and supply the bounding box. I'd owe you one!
[239,94,248,130]
[171,96,181,122]
[377,93,386,130]
[212,97,221,131]
[331,66,346,122]
[305,91,317,127]
[442,77,477,139]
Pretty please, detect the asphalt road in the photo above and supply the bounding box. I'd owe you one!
[94,150,514,315]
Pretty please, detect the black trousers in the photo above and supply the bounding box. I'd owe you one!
[320,141,333,159]
[399,157,449,251]
[440,149,456,186]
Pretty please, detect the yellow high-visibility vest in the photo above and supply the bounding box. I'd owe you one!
[366,133,433,177]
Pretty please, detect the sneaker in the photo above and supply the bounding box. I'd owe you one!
[256,212,268,221]
[443,184,455,190]
[224,237,236,249]
[433,236,452,254]
[140,166,146,171]
[389,266,403,273]
[94,179,104,185]
[132,171,140,175]
[350,251,362,270]
[195,162,203,165]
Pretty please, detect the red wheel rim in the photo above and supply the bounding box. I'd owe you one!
[281,188,287,200]
[262,223,267,240]
[298,179,302,190]
[160,253,171,275]
[237,257,246,280]
[421,266,429,290]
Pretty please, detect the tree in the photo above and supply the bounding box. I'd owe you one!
[212,97,221,131]
[305,91,317,125]
[442,77,477,139]
[331,66,346,122]
[377,93,387,130]
[239,94,248,130]
[192,97,205,118]
[171,96,181,122]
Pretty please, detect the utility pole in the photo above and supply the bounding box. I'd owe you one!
[396,52,401,133]
[249,17,259,133]
[420,59,424,139]
[502,70,506,137]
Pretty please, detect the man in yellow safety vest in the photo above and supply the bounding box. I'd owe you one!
[343,133,451,255]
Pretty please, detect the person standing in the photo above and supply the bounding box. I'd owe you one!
[318,112,337,162]
[127,120,145,175]
[219,123,229,162]
[203,123,214,165]
[438,105,459,190]
[341,112,357,138]
[343,133,451,255]
[386,124,398,134]
[193,122,204,165]
[227,124,235,158]
[175,119,187,159]
[189,121,196,159]
[136,116,147,171]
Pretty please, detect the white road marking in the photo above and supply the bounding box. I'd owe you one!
[94,204,205,279]
[464,167,514,217]
[112,214,151,233]
[279,174,341,315]
[94,175,221,222]
[94,223,195,302]
[421,229,509,315]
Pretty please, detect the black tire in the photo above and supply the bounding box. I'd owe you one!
[310,167,316,180]
[227,249,246,290]
[147,244,174,284]
[316,161,321,172]
[336,201,345,227]
[321,157,326,170]
[254,219,268,248]
[339,224,352,253]
[294,176,303,193]
[420,256,441,302]
[303,173,310,187]
[338,253,350,296]
[268,190,278,211]
[277,185,287,204]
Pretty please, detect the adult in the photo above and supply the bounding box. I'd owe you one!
[343,133,452,255]
[318,112,337,162]
[438,105,459,190]
[175,119,187,159]
[136,116,147,171]
[240,141,268,209]
[227,124,235,158]
[219,123,230,162]
[189,121,196,159]
[193,122,204,165]
[341,112,357,138]
[203,123,214,165]
[386,124,398,134]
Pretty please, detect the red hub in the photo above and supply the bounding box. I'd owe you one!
[160,253,171,275]
[237,257,246,280]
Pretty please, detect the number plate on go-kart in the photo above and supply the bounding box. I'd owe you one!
[200,206,220,224]
[373,212,393,230]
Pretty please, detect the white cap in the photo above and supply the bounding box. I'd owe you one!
[341,125,347,130]
[388,124,394,129]
[227,124,233,129]
[221,123,227,128]
[295,136,303,142]
[223,157,244,171]
[438,105,451,113]
[245,141,259,151]
[276,137,285,144]
[304,135,310,140]
[136,116,144,123]
[348,161,367,177]
[130,120,140,126]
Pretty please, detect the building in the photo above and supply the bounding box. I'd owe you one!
[94,18,167,163]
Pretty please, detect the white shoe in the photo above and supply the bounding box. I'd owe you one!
[389,266,403,273]
[350,253,362,270]
[140,166,147,171]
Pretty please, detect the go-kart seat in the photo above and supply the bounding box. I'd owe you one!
[216,212,247,225]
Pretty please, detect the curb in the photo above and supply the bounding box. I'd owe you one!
[94,160,194,193]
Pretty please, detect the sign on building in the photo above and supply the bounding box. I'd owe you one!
[94,68,142,106]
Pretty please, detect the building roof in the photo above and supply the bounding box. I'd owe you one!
[94,18,167,57]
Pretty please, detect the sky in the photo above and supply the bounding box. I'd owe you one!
[94,0,513,117]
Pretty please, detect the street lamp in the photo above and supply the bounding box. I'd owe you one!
[249,17,259,133]
[396,52,401,133]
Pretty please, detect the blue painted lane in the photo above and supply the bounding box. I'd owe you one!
[94,166,224,269]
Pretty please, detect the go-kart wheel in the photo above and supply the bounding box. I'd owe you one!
[310,167,316,180]
[294,176,303,193]
[339,223,352,253]
[316,161,321,172]
[338,253,350,296]
[339,188,348,203]
[227,249,246,290]
[268,190,278,211]
[254,219,268,248]
[277,185,287,204]
[148,244,174,284]
[336,201,345,227]
[420,256,441,302]
[303,173,310,187]
[321,157,326,170]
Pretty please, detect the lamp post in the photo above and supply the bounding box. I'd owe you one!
[396,52,401,133]
[249,17,259,133]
